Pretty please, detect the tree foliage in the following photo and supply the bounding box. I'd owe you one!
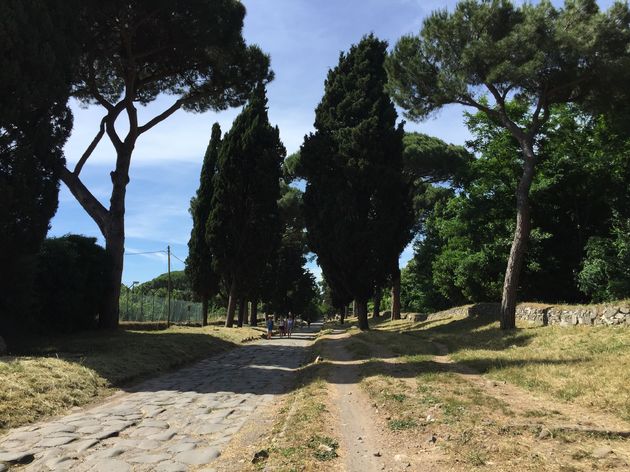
[0,0,80,335]
[402,105,630,312]
[206,86,284,326]
[186,123,221,324]
[260,183,318,318]
[301,35,414,330]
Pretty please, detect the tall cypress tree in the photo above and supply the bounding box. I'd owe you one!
[301,35,414,330]
[186,123,221,326]
[207,85,284,327]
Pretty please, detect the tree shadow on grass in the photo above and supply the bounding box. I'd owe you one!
[8,328,240,387]
[360,309,538,357]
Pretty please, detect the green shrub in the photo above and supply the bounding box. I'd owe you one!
[34,234,107,332]
[578,218,630,302]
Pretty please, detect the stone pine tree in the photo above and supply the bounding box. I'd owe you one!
[386,0,630,329]
[207,85,284,327]
[186,124,221,326]
[0,0,81,337]
[58,0,272,329]
[301,35,414,331]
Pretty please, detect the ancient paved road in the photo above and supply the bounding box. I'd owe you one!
[0,325,319,472]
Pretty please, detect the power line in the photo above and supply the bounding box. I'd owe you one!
[170,253,187,265]
[124,250,167,256]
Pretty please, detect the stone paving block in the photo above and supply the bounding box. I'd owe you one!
[175,447,221,465]
[127,453,171,464]
[154,461,188,472]
[148,430,177,441]
[167,442,197,453]
[88,459,131,472]
[38,436,78,448]
[65,439,99,453]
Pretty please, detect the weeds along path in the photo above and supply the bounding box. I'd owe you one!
[0,326,319,472]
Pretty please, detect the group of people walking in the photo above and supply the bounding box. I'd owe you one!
[265,314,296,339]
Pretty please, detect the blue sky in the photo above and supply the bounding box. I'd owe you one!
[49,0,616,285]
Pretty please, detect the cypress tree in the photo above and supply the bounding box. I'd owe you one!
[207,85,284,327]
[186,123,221,326]
[301,35,414,330]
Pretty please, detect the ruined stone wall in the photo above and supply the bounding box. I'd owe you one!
[514,303,630,326]
[467,302,630,326]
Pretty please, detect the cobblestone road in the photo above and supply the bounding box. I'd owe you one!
[0,327,318,472]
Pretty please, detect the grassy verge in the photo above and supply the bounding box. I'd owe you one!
[249,342,341,471]
[354,312,630,421]
[345,312,630,470]
[0,324,264,433]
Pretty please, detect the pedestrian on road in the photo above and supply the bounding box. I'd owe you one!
[279,317,286,337]
[287,312,294,338]
[266,316,273,340]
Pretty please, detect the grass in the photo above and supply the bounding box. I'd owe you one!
[344,309,630,471]
[0,323,264,433]
[250,360,340,471]
[354,311,630,421]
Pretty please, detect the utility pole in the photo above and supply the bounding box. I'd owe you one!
[167,245,172,327]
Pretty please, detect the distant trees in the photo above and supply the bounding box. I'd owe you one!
[206,86,284,327]
[261,183,318,320]
[186,124,221,326]
[301,35,414,330]
[387,0,630,329]
[57,0,273,329]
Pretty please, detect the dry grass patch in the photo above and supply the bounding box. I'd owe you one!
[361,367,628,471]
[361,313,630,421]
[0,324,264,433]
[248,361,341,471]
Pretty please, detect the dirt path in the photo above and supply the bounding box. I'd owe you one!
[322,331,440,472]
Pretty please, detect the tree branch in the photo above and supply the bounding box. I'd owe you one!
[138,100,183,135]
[104,102,127,152]
[74,116,106,175]
[60,167,110,237]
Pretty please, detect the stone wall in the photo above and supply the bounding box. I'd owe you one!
[467,302,630,327]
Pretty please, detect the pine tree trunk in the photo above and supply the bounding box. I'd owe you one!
[352,301,356,317]
[500,145,536,330]
[99,160,131,330]
[250,300,258,326]
[62,142,134,331]
[100,232,123,329]
[225,281,237,327]
[201,297,208,327]
[372,288,382,318]
[237,298,246,327]
[391,265,401,320]
[356,299,369,330]
[340,306,347,324]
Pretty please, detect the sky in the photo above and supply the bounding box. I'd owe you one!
[49,0,617,286]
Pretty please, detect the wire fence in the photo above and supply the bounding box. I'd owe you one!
[118,290,224,324]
